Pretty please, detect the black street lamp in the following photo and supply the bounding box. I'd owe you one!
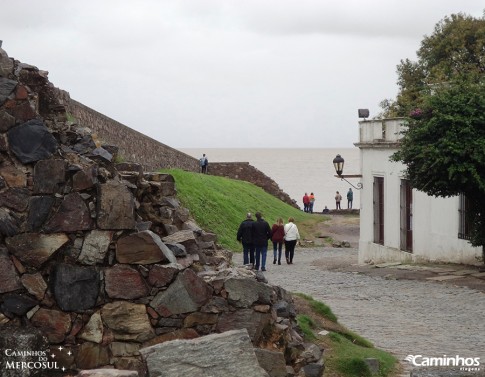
[332,154,363,190]
[333,154,344,176]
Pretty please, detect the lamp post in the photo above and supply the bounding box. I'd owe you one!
[332,154,344,176]
[332,154,363,190]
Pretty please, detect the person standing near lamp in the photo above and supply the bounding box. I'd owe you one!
[347,188,353,209]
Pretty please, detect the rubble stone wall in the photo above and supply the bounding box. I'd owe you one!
[0,47,324,377]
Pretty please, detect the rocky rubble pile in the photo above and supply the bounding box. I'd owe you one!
[0,46,324,377]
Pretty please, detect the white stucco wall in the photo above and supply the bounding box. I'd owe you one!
[357,119,481,265]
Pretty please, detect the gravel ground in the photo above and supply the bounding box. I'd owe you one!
[261,247,485,376]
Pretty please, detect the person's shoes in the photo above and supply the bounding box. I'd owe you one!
[286,258,290,264]
[273,259,277,264]
[261,267,266,271]
[278,261,281,265]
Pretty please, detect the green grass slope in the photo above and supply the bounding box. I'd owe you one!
[162,169,314,252]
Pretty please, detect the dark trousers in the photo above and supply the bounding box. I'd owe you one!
[255,245,268,270]
[273,241,283,261]
[348,200,353,209]
[284,240,297,263]
[336,201,341,209]
[242,242,255,265]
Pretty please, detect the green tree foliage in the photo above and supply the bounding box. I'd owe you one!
[388,11,485,254]
[392,79,485,249]
[381,13,485,117]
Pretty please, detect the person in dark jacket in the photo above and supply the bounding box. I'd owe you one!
[347,188,353,209]
[237,213,255,268]
[253,212,272,271]
[271,218,285,265]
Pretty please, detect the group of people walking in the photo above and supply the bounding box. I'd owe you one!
[237,212,300,271]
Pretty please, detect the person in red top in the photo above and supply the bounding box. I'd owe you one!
[302,193,310,212]
[271,218,285,265]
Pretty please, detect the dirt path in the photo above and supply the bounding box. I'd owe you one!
[303,213,360,248]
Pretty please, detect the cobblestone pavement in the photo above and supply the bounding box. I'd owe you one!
[262,247,485,376]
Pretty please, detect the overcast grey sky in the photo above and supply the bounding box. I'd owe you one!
[2,1,484,148]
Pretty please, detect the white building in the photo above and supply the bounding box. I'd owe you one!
[355,118,481,266]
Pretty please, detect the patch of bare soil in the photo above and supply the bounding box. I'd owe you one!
[304,213,360,248]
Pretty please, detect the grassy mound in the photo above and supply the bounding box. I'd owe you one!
[294,294,399,377]
[161,169,318,251]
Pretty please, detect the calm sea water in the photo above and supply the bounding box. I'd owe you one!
[181,148,360,212]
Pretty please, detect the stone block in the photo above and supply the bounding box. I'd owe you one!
[148,264,180,288]
[8,120,58,164]
[44,192,94,232]
[0,247,22,293]
[150,269,211,317]
[27,196,55,231]
[116,230,176,265]
[183,312,218,327]
[78,312,103,344]
[33,159,66,194]
[0,293,38,316]
[104,264,149,299]
[51,263,100,311]
[254,348,287,377]
[0,187,30,211]
[0,110,15,132]
[0,164,26,187]
[97,180,135,230]
[20,272,47,300]
[224,277,275,308]
[72,165,98,191]
[0,77,17,106]
[30,308,71,343]
[76,342,110,370]
[142,328,199,349]
[140,329,270,377]
[101,301,154,342]
[216,309,272,343]
[78,229,112,265]
[6,233,69,268]
[0,208,19,236]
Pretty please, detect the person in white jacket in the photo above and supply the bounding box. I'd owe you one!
[284,217,300,264]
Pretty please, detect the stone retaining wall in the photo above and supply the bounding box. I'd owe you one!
[66,99,199,173]
[0,46,324,377]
